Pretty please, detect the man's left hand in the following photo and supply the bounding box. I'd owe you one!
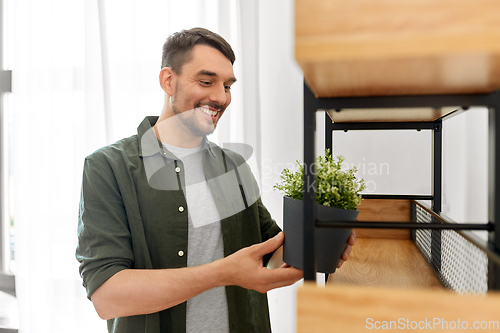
[337,229,356,268]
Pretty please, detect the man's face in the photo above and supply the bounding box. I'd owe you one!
[169,44,236,136]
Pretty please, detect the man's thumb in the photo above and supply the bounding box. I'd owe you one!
[254,232,284,256]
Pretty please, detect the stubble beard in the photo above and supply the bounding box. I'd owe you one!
[171,101,218,137]
[171,84,226,136]
[170,79,227,137]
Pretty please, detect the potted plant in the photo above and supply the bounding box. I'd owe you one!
[274,151,366,274]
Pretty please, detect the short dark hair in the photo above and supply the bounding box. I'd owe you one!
[161,27,235,73]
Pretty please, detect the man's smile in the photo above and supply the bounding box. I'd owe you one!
[197,105,219,117]
[194,103,224,123]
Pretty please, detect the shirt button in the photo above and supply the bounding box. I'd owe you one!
[178,206,184,212]
[178,250,184,257]
[175,167,181,173]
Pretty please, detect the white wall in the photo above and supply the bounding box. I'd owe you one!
[257,1,489,331]
[443,109,488,238]
[333,130,432,195]
[258,1,303,332]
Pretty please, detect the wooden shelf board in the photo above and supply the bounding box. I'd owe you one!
[328,238,444,289]
[297,283,500,332]
[295,0,500,97]
[355,199,411,239]
[326,107,456,123]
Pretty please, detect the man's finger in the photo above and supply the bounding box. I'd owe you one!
[341,244,352,261]
[261,266,303,288]
[252,232,284,257]
[348,230,356,246]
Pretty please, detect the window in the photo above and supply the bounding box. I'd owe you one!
[0,0,14,296]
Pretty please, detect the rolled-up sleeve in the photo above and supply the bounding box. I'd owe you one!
[76,157,134,299]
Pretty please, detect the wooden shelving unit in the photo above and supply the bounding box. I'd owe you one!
[294,1,500,331]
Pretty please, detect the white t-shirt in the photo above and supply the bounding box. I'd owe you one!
[163,142,229,333]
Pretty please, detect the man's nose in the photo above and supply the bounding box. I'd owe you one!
[209,84,227,106]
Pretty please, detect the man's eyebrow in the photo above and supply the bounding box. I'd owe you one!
[197,70,237,83]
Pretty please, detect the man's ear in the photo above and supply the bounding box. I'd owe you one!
[159,67,175,96]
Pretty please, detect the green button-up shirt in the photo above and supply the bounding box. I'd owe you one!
[76,116,281,333]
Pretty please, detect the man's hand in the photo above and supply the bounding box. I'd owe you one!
[221,232,303,293]
[91,232,301,320]
[336,229,356,268]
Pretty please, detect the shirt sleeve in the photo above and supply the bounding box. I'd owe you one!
[76,156,134,299]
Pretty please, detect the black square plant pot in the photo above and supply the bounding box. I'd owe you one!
[282,196,358,274]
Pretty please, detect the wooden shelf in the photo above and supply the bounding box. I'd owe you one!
[355,198,411,239]
[294,2,500,328]
[328,238,444,289]
[326,107,456,123]
[297,283,500,333]
[295,0,500,97]
[327,199,444,289]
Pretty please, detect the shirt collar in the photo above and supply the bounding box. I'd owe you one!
[137,116,217,159]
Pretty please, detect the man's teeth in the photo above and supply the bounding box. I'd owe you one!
[199,106,217,117]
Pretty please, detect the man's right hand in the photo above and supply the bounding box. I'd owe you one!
[218,232,303,293]
[92,232,302,320]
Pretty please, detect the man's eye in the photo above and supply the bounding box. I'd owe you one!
[224,85,231,91]
[201,81,211,86]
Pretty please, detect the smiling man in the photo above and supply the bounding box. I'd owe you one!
[76,28,354,333]
[154,42,236,146]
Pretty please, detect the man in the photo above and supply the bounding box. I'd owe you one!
[76,27,355,333]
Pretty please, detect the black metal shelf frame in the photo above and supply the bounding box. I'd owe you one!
[302,81,500,289]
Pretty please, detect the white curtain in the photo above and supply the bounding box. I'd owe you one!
[10,0,260,332]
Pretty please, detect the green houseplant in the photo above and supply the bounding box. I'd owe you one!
[274,151,366,274]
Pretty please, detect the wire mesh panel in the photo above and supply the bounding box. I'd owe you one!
[413,203,488,293]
